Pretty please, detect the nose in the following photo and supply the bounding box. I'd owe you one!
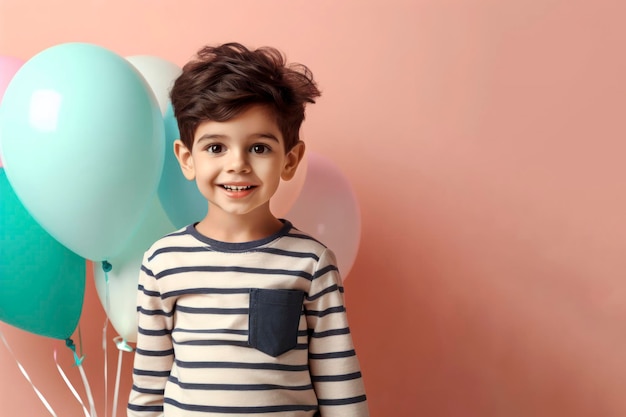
[226,149,251,173]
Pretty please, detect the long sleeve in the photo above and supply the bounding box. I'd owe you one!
[127,254,175,417]
[305,248,369,417]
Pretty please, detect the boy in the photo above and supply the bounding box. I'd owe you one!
[128,43,369,417]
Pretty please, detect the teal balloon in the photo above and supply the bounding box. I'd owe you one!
[0,43,165,261]
[0,168,85,339]
[158,103,206,228]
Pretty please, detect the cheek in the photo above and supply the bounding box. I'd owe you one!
[257,165,283,189]
[193,166,217,185]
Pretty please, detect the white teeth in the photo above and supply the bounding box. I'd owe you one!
[223,185,252,191]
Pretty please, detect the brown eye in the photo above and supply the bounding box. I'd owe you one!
[251,144,270,154]
[207,144,223,153]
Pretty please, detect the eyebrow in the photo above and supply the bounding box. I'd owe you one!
[196,133,280,143]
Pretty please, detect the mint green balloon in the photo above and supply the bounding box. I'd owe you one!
[0,43,164,261]
[158,104,207,228]
[0,168,85,339]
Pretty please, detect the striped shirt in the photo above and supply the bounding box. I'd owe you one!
[127,220,369,417]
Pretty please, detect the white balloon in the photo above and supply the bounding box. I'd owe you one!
[93,195,176,342]
[126,55,182,115]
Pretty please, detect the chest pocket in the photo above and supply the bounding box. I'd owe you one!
[248,288,305,357]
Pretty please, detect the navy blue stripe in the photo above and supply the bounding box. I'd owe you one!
[155,265,313,280]
[138,327,171,336]
[311,371,362,382]
[168,376,313,391]
[175,359,309,372]
[285,231,325,246]
[318,395,367,406]
[311,327,351,338]
[172,328,248,335]
[162,287,249,299]
[138,307,172,316]
[164,398,318,413]
[133,368,171,377]
[131,384,165,395]
[136,348,174,357]
[256,247,320,261]
[140,265,155,277]
[304,306,345,317]
[307,284,339,301]
[138,307,173,317]
[139,286,160,298]
[174,339,249,347]
[176,305,248,314]
[313,264,339,279]
[170,328,306,336]
[174,339,308,350]
[127,403,163,412]
[148,246,215,261]
[309,349,355,360]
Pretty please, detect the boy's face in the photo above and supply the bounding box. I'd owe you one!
[174,104,303,218]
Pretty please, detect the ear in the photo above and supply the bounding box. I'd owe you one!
[281,141,306,181]
[174,139,196,181]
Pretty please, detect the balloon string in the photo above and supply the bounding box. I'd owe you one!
[77,359,98,417]
[64,338,98,416]
[0,330,58,416]
[111,337,134,417]
[103,261,112,320]
[78,325,84,359]
[103,318,109,417]
[102,260,112,417]
[53,349,91,417]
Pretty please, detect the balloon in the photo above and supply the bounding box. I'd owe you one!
[0,168,85,339]
[125,55,182,115]
[286,152,361,279]
[158,103,208,228]
[270,153,308,218]
[0,43,165,261]
[0,55,24,101]
[0,55,24,168]
[93,195,176,342]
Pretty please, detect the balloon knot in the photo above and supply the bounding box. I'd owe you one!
[65,338,85,366]
[114,336,134,353]
[102,260,112,273]
[65,338,76,352]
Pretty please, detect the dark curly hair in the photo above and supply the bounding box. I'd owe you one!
[170,42,321,152]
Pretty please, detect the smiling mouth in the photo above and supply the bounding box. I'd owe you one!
[222,185,255,191]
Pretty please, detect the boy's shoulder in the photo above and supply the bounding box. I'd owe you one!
[143,225,193,256]
[278,220,331,254]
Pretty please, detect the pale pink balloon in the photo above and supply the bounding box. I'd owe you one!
[271,153,308,218]
[0,55,24,100]
[0,55,25,168]
[286,152,361,280]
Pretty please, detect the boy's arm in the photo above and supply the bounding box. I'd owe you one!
[127,257,174,417]
[305,249,370,417]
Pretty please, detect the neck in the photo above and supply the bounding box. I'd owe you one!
[195,205,283,243]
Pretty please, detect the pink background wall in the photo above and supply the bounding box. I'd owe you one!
[2,1,626,416]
